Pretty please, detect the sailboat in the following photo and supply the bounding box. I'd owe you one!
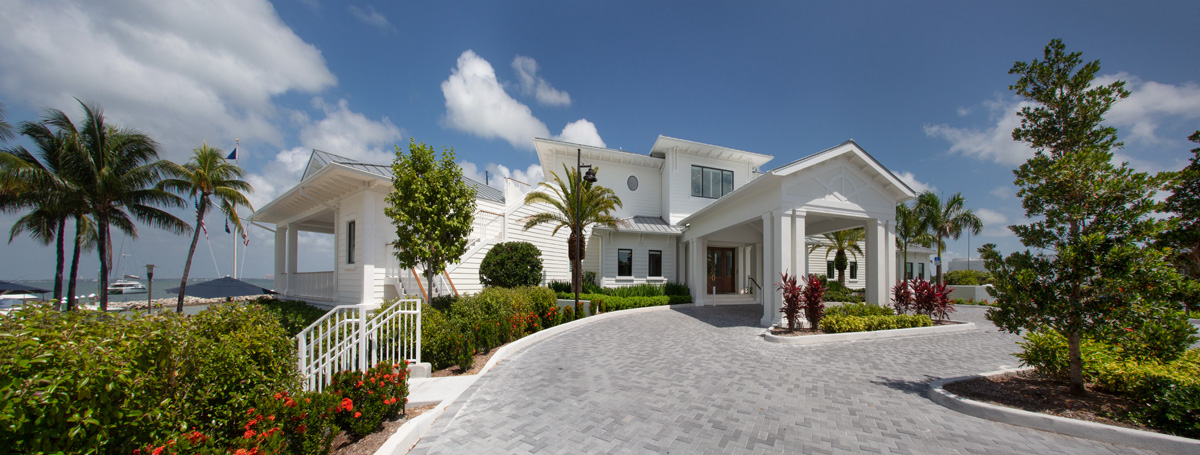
[107,238,147,294]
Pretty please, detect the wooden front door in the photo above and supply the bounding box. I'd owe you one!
[706,247,737,294]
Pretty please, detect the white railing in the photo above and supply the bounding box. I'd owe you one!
[296,299,421,392]
[383,243,459,302]
[465,209,505,251]
[290,271,335,299]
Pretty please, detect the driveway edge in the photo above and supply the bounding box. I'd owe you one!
[928,368,1200,455]
[762,321,976,344]
[375,303,694,455]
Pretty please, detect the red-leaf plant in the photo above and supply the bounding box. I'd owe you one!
[892,279,914,315]
[910,279,954,321]
[800,274,827,331]
[776,271,804,332]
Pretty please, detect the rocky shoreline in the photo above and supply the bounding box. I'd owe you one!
[98,294,275,311]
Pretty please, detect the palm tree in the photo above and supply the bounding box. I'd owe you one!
[160,143,253,312]
[809,228,865,286]
[917,191,983,285]
[0,101,14,143]
[53,100,190,311]
[523,164,625,294]
[895,202,935,280]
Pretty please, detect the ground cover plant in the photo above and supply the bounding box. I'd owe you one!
[0,302,409,454]
[819,302,933,333]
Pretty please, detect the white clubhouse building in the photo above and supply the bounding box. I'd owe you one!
[250,136,932,327]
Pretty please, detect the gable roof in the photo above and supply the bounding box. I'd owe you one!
[649,135,774,168]
[299,149,503,203]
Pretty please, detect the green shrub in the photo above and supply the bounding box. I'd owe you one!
[251,297,328,337]
[1014,330,1125,381]
[420,305,467,371]
[1103,309,1198,363]
[668,294,693,305]
[606,283,666,298]
[428,294,458,312]
[944,269,994,286]
[253,389,340,455]
[664,282,690,296]
[548,280,571,293]
[329,361,410,438]
[479,242,544,288]
[826,302,894,317]
[819,314,932,333]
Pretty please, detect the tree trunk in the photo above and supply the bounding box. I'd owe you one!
[178,202,207,312]
[97,211,109,312]
[935,239,944,285]
[1067,329,1087,396]
[53,217,65,304]
[425,268,435,301]
[66,215,83,312]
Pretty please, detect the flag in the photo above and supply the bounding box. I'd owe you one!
[225,219,230,234]
[200,219,208,240]
[242,231,250,247]
[226,146,237,160]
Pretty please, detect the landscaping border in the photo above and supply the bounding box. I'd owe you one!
[375,303,696,455]
[761,321,975,345]
[928,368,1200,455]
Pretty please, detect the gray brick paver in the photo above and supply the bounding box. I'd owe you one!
[410,305,1153,454]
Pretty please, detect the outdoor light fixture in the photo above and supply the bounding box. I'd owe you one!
[145,264,155,313]
[576,148,594,309]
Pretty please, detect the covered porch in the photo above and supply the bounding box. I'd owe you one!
[678,141,915,327]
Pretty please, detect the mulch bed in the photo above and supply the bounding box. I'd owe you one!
[942,370,1154,432]
[769,319,959,337]
[328,403,437,455]
[430,342,509,377]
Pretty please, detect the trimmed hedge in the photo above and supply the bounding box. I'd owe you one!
[479,241,544,288]
[555,292,685,311]
[819,314,933,333]
[826,302,894,317]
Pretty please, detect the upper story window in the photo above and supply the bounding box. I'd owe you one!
[347,220,356,264]
[691,165,733,199]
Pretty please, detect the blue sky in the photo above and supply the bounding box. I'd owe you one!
[1,0,1198,281]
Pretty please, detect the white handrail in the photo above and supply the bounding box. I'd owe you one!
[296,299,421,392]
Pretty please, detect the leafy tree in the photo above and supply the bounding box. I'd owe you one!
[60,100,189,311]
[160,143,253,312]
[895,201,934,279]
[522,164,624,295]
[917,191,982,285]
[807,228,864,287]
[384,139,476,299]
[0,118,97,310]
[1159,130,1200,311]
[479,241,543,288]
[982,39,1181,395]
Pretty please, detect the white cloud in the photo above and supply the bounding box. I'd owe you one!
[246,98,402,209]
[0,0,336,161]
[926,74,1200,168]
[348,5,392,30]
[512,56,571,107]
[989,185,1013,199]
[894,170,936,194]
[441,50,603,150]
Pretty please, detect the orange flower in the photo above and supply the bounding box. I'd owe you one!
[284,398,297,408]
[244,429,257,439]
[354,411,362,418]
[273,392,282,400]
[340,397,354,412]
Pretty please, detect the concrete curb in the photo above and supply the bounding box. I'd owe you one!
[762,321,976,345]
[929,368,1200,455]
[375,303,695,455]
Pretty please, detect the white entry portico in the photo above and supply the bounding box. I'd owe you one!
[678,141,916,327]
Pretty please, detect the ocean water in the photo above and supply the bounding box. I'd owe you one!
[9,277,276,303]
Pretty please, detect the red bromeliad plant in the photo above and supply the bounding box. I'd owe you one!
[892,280,914,315]
[801,274,827,330]
[777,272,803,331]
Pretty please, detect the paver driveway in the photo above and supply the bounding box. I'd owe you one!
[410,305,1153,454]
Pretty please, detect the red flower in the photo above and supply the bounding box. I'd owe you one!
[246,407,257,416]
[356,380,364,388]
[341,397,354,412]
[273,392,282,400]
[284,397,296,408]
[296,424,307,434]
[152,447,164,455]
[354,411,362,418]
[244,429,257,439]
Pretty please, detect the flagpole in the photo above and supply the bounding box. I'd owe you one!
[232,139,238,279]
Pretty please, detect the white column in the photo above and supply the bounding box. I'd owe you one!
[793,211,807,280]
[274,225,287,293]
[360,194,375,304]
[286,223,299,295]
[760,211,775,326]
[864,218,886,306]
[689,240,705,305]
[884,219,898,294]
[753,241,763,305]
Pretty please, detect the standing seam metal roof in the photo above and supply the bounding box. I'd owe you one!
[303,149,504,203]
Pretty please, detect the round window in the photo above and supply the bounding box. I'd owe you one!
[627,175,639,191]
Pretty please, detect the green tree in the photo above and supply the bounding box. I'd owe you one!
[384,139,476,299]
[160,143,253,312]
[917,191,983,285]
[1159,130,1200,311]
[61,100,189,311]
[0,118,97,310]
[895,201,935,279]
[808,228,864,287]
[523,164,624,295]
[982,39,1180,395]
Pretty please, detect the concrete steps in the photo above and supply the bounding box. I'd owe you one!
[705,294,758,305]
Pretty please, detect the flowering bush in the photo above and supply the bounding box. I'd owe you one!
[253,390,339,455]
[329,362,410,438]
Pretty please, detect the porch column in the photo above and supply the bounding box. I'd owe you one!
[754,241,764,305]
[864,218,887,306]
[286,223,299,294]
[884,219,898,298]
[689,239,706,306]
[760,211,775,326]
[791,210,807,280]
[274,225,287,294]
[360,194,376,304]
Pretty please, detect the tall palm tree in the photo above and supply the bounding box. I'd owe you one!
[917,191,983,285]
[160,143,253,312]
[895,202,935,279]
[0,101,14,143]
[523,164,625,294]
[809,228,865,286]
[51,100,190,311]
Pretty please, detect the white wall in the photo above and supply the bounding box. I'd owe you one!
[663,151,757,224]
[595,231,677,287]
[546,154,663,220]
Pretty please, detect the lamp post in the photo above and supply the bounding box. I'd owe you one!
[575,148,597,312]
[145,264,155,313]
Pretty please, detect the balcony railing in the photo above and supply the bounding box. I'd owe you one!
[289,271,336,300]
